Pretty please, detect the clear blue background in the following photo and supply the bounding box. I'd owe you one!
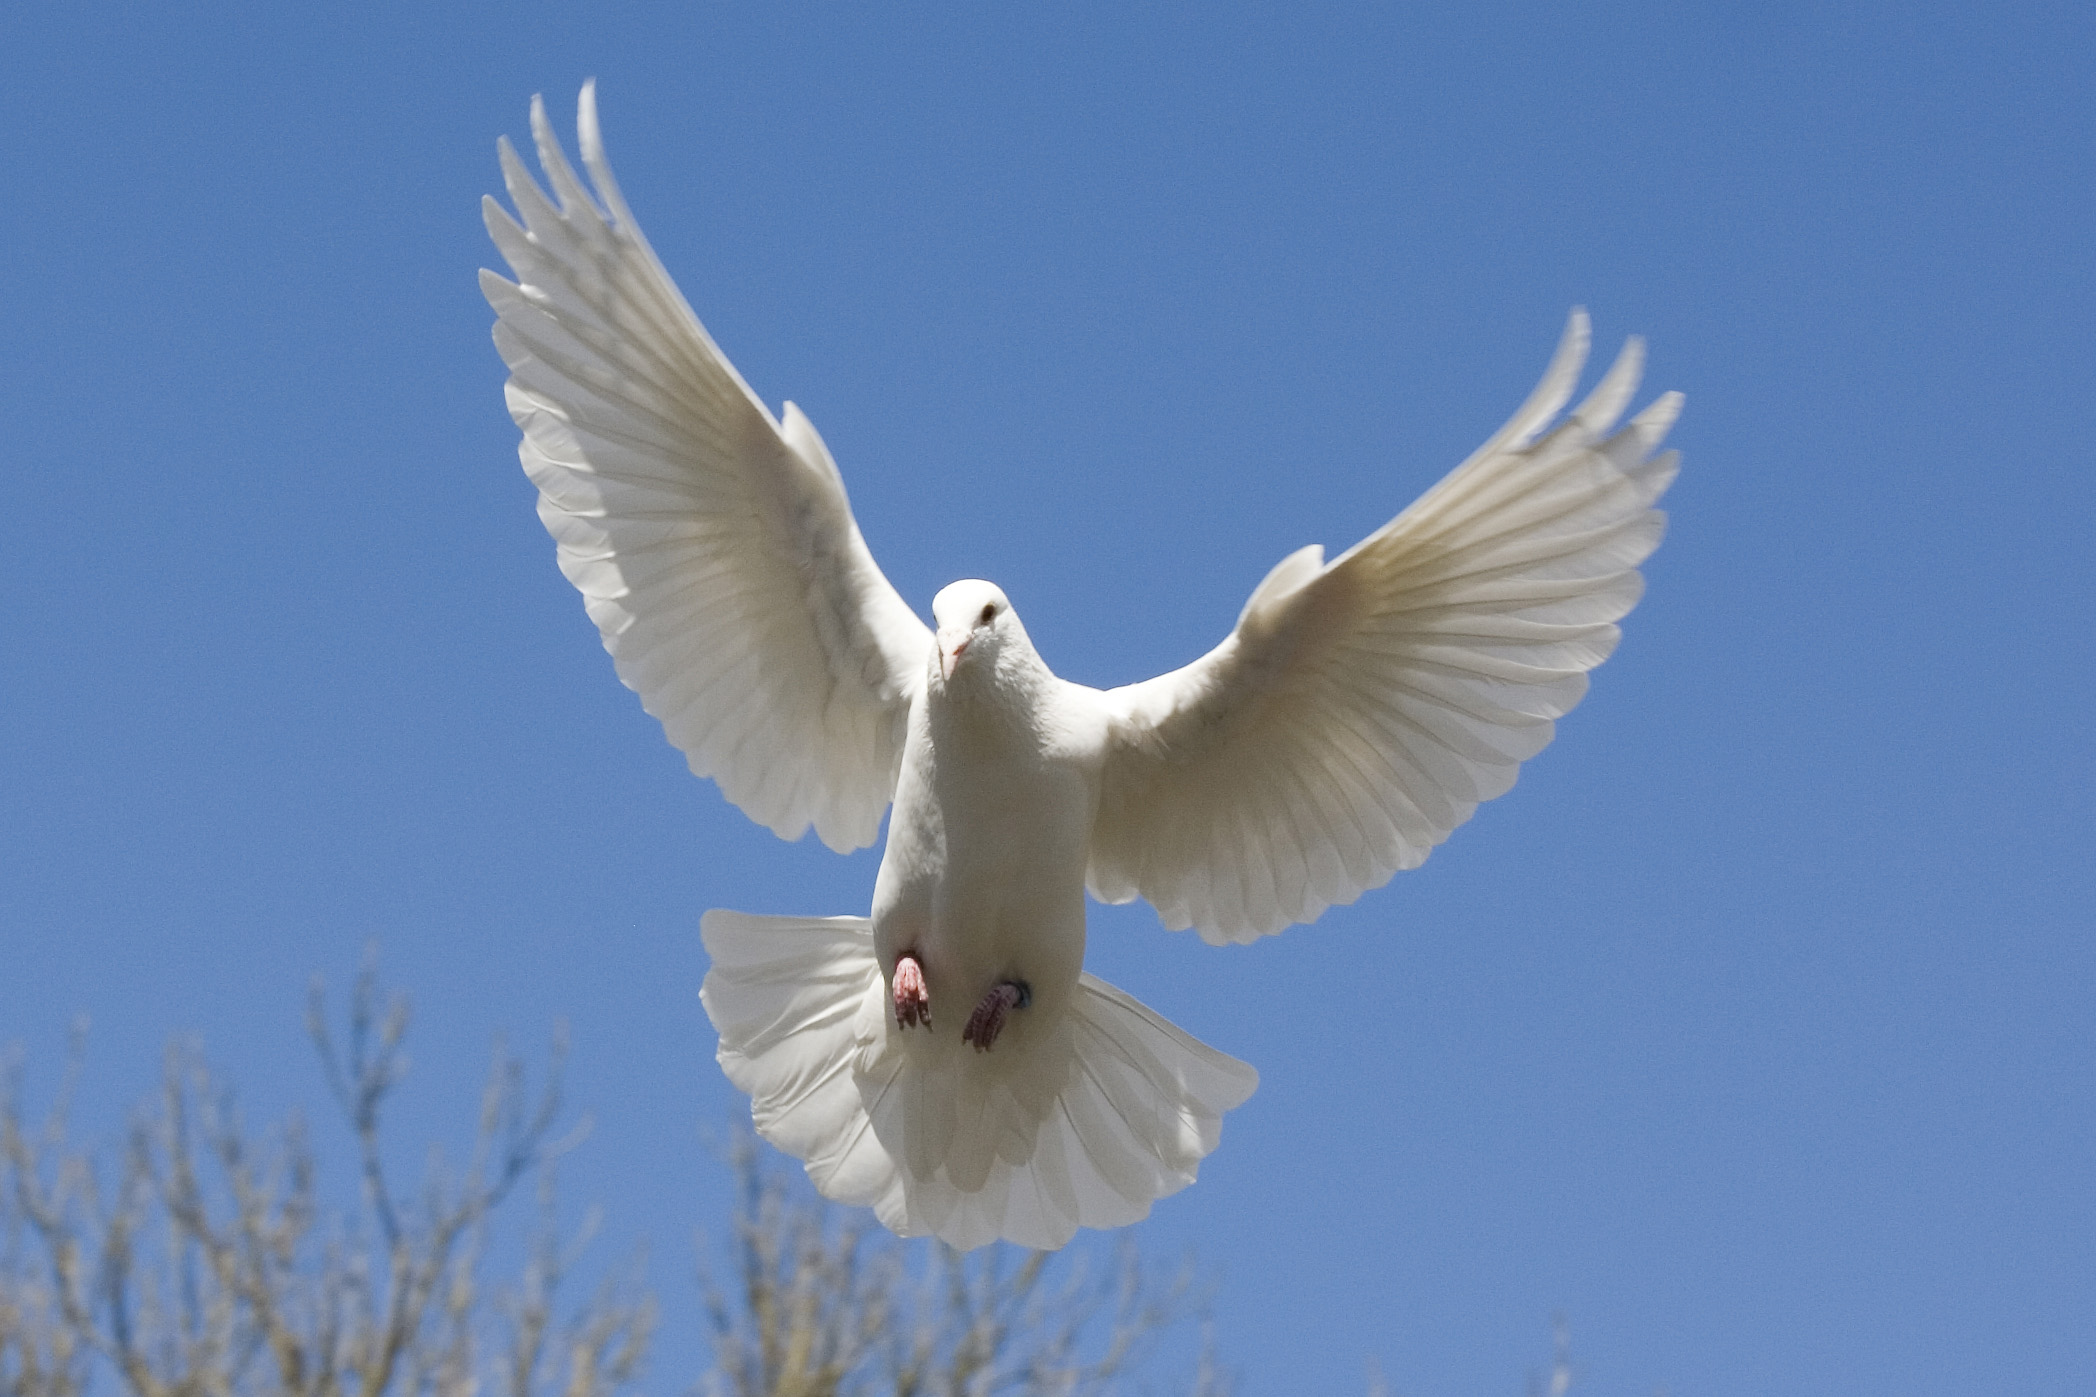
[2,3,2090,1392]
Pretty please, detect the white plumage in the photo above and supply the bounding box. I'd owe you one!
[484,86,1682,1250]
[700,912,1254,1250]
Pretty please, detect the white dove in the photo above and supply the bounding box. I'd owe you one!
[483,86,1681,1251]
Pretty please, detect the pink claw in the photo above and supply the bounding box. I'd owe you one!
[893,954,930,1030]
[962,980,1030,1052]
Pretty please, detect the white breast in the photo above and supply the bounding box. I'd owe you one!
[871,676,1100,1036]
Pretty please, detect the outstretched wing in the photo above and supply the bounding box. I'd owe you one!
[483,86,931,852]
[1089,311,1681,944]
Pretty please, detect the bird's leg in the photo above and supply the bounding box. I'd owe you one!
[893,952,931,1030]
[962,980,1031,1052]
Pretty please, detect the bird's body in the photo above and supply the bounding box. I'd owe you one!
[701,602,1252,1249]
[484,86,1682,1250]
[874,589,1097,1054]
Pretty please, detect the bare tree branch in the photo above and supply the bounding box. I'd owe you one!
[697,1136,1229,1397]
[2,965,646,1397]
[6,967,1579,1397]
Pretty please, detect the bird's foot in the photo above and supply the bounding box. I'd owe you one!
[962,980,1031,1052]
[893,953,931,1030]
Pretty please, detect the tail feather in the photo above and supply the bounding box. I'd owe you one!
[700,909,1257,1250]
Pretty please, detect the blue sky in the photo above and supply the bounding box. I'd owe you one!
[2,2,2090,1392]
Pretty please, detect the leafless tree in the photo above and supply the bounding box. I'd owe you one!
[0,964,651,1397]
[2,967,1597,1397]
[696,1136,1227,1397]
[0,966,1226,1397]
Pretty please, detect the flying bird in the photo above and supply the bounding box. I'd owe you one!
[483,85,1681,1251]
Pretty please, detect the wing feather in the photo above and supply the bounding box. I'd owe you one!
[1090,311,1681,943]
[484,86,931,851]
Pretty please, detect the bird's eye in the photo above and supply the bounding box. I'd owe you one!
[979,603,996,624]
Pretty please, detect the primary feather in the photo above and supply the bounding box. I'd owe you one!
[486,87,1681,1249]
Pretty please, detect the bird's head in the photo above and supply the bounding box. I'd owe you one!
[931,580,1017,685]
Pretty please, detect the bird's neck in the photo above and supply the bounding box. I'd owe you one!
[931,650,1054,749]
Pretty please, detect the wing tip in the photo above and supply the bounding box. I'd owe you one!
[1633,390,1686,441]
[578,78,603,163]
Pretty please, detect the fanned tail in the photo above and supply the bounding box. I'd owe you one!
[700,910,1257,1250]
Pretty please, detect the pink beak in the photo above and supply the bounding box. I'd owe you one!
[938,631,970,681]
